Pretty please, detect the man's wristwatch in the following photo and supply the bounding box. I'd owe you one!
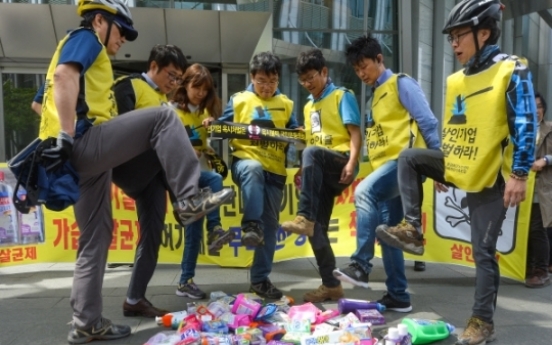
[510,170,529,181]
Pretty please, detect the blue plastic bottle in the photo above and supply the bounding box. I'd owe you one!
[400,318,454,345]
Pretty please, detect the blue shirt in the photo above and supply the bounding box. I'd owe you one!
[307,81,361,127]
[33,83,45,104]
[220,83,299,129]
[58,29,103,75]
[465,45,536,174]
[374,69,440,150]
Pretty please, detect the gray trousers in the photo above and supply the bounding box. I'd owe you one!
[398,148,506,323]
[69,107,200,328]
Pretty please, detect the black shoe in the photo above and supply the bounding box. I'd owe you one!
[332,262,369,288]
[107,263,134,269]
[376,292,412,313]
[173,187,235,226]
[67,317,131,344]
[414,261,426,272]
[249,279,283,299]
[241,222,264,247]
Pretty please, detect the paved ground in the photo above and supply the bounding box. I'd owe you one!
[0,258,550,345]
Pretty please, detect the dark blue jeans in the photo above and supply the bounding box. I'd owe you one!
[298,146,351,287]
[179,170,224,283]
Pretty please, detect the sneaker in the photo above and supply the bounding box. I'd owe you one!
[249,279,283,299]
[207,226,235,254]
[173,187,235,226]
[107,263,133,268]
[376,292,412,312]
[281,215,315,237]
[333,262,369,288]
[241,222,264,247]
[376,223,424,256]
[456,316,496,345]
[176,279,207,299]
[67,317,130,344]
[303,284,344,303]
[414,261,426,272]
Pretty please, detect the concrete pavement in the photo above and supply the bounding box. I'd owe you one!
[0,258,551,345]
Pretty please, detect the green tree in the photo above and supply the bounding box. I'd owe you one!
[2,79,40,159]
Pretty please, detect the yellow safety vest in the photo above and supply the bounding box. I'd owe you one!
[443,58,516,192]
[174,106,209,151]
[114,74,168,110]
[367,74,425,170]
[304,88,352,153]
[40,28,116,139]
[229,91,294,176]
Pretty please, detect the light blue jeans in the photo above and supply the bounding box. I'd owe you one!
[352,160,410,302]
[179,170,223,283]
[231,158,284,283]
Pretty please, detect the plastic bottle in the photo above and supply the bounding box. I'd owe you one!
[337,298,386,314]
[385,327,400,344]
[0,171,18,245]
[155,310,188,328]
[397,324,412,345]
[400,318,454,345]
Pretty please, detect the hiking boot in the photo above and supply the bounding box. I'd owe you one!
[176,279,206,299]
[281,215,315,237]
[173,187,235,226]
[525,269,551,288]
[303,284,344,303]
[67,317,130,344]
[333,262,369,288]
[376,222,424,255]
[456,316,495,345]
[241,222,264,247]
[376,292,412,312]
[207,226,235,255]
[249,279,283,299]
[414,261,426,272]
[123,298,169,318]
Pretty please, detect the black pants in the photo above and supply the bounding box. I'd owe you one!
[527,203,550,274]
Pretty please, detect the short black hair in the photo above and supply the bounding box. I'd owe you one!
[345,34,383,66]
[295,49,326,75]
[476,16,501,45]
[148,45,188,73]
[249,52,282,77]
[535,92,547,115]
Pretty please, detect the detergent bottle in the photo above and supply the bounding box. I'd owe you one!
[400,318,454,345]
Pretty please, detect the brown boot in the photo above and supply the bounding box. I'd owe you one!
[303,284,344,303]
[281,216,315,237]
[456,316,495,345]
[376,222,424,255]
[525,269,551,288]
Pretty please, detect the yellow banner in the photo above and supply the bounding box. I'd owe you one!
[0,163,530,281]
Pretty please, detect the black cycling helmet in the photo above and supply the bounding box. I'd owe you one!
[442,0,505,34]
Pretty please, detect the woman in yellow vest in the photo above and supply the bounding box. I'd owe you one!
[376,1,537,344]
[171,63,235,300]
[281,49,361,303]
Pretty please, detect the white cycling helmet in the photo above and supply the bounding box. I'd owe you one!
[77,0,137,41]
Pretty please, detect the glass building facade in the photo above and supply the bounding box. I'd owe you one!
[0,0,398,162]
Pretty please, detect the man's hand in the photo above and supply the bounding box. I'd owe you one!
[531,158,546,172]
[339,161,356,184]
[41,131,74,172]
[434,181,449,193]
[202,116,214,127]
[503,177,527,207]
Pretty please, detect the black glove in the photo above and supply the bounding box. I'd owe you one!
[41,131,74,172]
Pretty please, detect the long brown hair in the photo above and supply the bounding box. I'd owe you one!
[172,63,222,119]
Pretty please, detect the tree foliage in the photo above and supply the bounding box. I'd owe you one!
[2,79,40,159]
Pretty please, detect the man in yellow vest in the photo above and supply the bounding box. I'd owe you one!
[218,52,298,299]
[331,35,440,312]
[376,1,537,344]
[38,1,233,343]
[282,48,361,303]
